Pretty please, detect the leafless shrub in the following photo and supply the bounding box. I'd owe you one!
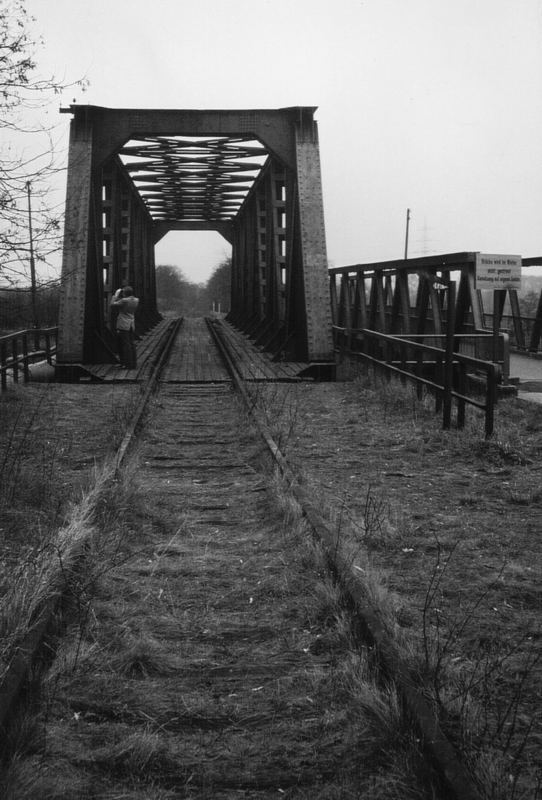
[421,539,541,799]
[248,381,304,454]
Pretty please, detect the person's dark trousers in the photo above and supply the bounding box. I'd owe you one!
[117,329,137,369]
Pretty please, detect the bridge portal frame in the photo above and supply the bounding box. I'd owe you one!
[57,105,333,368]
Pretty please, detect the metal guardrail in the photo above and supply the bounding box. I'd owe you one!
[0,327,58,391]
[387,330,509,383]
[333,326,501,437]
[483,312,542,354]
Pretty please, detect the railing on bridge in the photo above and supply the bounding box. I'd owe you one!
[513,256,542,353]
[328,253,521,371]
[0,328,57,391]
[482,312,542,354]
[333,325,501,436]
[329,254,542,356]
[328,253,517,435]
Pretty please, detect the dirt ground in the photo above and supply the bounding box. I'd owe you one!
[259,364,541,797]
[0,382,140,592]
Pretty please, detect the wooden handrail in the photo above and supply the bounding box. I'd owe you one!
[0,327,58,391]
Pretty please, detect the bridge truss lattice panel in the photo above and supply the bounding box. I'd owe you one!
[329,252,529,377]
[57,106,333,366]
[330,253,526,340]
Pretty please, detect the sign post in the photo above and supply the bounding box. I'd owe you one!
[474,253,522,291]
[475,253,522,363]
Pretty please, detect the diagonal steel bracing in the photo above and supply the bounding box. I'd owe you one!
[57,105,333,367]
[329,253,521,378]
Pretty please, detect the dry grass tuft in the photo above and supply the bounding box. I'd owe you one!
[91,729,172,775]
[0,463,110,678]
[0,754,89,800]
[112,633,178,678]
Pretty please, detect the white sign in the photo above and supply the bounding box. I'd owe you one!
[475,253,522,290]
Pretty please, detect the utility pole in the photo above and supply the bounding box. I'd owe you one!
[26,181,39,339]
[404,208,411,260]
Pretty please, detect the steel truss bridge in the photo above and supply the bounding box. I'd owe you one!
[55,104,542,386]
[330,253,542,378]
[56,105,333,376]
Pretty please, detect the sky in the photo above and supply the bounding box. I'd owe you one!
[19,0,542,284]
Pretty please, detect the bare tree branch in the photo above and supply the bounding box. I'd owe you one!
[0,0,88,286]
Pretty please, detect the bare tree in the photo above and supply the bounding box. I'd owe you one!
[206,257,231,313]
[0,0,87,287]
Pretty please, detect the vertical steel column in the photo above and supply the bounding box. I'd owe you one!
[57,114,94,363]
[256,184,267,319]
[293,113,333,362]
[271,163,287,328]
[456,261,484,332]
[58,118,158,364]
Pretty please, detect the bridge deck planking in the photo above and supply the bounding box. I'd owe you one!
[213,319,309,382]
[162,318,229,383]
[81,317,313,384]
[80,319,173,383]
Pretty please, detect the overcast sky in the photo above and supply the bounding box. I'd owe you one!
[22,0,542,284]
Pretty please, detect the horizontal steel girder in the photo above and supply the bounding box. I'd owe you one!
[59,105,317,235]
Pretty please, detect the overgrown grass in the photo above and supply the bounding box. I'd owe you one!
[269,478,442,798]
[2,432,444,798]
[0,382,141,691]
[247,381,307,455]
[0,458,136,682]
[252,369,542,799]
[0,456,142,796]
[1,370,539,798]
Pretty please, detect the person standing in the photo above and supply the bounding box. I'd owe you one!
[111,286,139,369]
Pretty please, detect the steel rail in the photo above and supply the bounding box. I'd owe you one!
[114,318,182,472]
[208,316,483,800]
[0,318,181,744]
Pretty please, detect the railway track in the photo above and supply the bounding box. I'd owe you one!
[0,319,483,799]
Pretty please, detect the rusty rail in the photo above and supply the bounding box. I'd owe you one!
[209,317,483,800]
[0,319,179,742]
[0,327,58,391]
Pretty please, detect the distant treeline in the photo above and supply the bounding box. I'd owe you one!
[518,275,542,317]
[0,285,60,334]
[0,258,232,334]
[155,258,231,317]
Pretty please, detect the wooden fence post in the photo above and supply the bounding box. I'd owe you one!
[443,281,456,429]
[0,342,6,391]
[12,339,18,384]
[22,334,29,383]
